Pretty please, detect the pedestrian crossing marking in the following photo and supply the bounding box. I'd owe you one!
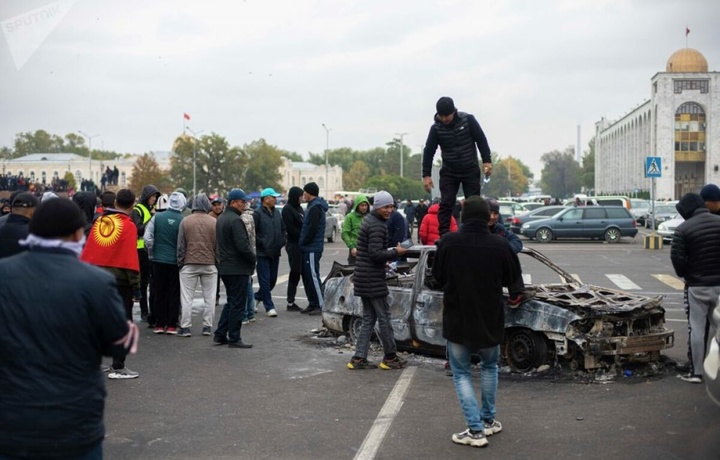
[652,274,684,290]
[606,274,641,290]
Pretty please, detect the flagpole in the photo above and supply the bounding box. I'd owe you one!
[183,116,186,135]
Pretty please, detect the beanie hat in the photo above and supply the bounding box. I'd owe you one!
[303,182,319,197]
[29,198,86,238]
[700,183,720,202]
[436,96,456,116]
[462,196,490,222]
[373,191,394,209]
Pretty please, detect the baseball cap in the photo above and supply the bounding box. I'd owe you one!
[261,187,281,198]
[12,192,39,208]
[227,188,249,202]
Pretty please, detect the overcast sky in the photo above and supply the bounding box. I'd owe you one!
[1,0,718,179]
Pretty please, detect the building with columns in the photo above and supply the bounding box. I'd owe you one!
[595,47,718,200]
[278,157,343,199]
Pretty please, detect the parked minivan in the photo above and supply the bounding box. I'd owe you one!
[564,195,632,209]
[520,206,638,243]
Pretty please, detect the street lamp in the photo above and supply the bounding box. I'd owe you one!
[322,123,331,197]
[186,126,204,197]
[395,132,407,177]
[78,130,99,184]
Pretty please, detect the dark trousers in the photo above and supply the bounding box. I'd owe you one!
[216,274,249,343]
[138,249,152,319]
[438,168,481,235]
[254,256,280,311]
[152,262,180,328]
[301,251,324,309]
[285,242,302,304]
[112,284,133,370]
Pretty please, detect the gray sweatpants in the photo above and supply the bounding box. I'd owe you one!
[684,285,720,376]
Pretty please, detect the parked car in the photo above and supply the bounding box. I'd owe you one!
[321,246,674,372]
[644,203,678,229]
[327,205,344,234]
[630,199,651,226]
[508,205,566,234]
[520,206,638,243]
[656,214,684,243]
[497,200,529,226]
[520,202,545,212]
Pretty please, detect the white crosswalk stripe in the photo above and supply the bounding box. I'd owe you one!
[651,274,684,290]
[605,274,642,290]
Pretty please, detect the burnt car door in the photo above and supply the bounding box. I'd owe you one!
[409,249,446,349]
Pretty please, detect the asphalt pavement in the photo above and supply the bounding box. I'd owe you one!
[103,230,720,460]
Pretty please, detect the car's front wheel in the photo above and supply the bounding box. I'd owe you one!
[604,227,621,243]
[503,328,548,373]
[347,316,378,343]
[535,227,553,243]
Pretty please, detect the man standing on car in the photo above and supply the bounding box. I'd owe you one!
[422,97,492,237]
[347,191,408,370]
[671,192,720,383]
[432,196,521,448]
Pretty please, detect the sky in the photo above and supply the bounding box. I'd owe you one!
[1,0,718,180]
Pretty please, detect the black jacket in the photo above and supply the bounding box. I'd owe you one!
[671,193,720,286]
[216,206,256,275]
[354,210,397,298]
[282,187,304,244]
[433,220,521,349]
[0,213,31,259]
[422,111,491,177]
[0,247,130,458]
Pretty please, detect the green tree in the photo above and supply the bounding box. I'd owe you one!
[129,153,171,196]
[344,161,370,191]
[482,154,531,198]
[579,136,595,193]
[63,171,77,191]
[364,175,428,201]
[14,130,65,155]
[539,146,581,199]
[282,151,304,162]
[243,138,283,192]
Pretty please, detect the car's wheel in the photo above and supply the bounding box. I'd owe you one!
[503,329,548,373]
[604,228,621,243]
[535,227,553,243]
[347,316,377,343]
[328,228,336,243]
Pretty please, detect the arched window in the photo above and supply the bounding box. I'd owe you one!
[675,102,706,153]
[41,171,47,183]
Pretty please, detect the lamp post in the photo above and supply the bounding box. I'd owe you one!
[395,132,407,177]
[78,130,99,183]
[186,127,204,197]
[322,123,331,197]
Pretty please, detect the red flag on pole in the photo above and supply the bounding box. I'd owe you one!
[686,27,690,36]
[183,113,191,120]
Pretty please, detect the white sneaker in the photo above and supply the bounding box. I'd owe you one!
[267,309,278,317]
[483,419,502,436]
[452,428,488,448]
[108,367,139,379]
[254,298,261,313]
[679,374,703,384]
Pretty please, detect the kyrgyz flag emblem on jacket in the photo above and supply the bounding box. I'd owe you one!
[81,212,140,272]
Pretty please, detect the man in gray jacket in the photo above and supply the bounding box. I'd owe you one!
[177,194,218,337]
[215,188,256,348]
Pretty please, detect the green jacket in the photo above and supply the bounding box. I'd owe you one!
[341,194,369,250]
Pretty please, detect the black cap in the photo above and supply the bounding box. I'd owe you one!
[462,196,490,223]
[28,199,86,238]
[12,192,39,208]
[436,97,456,116]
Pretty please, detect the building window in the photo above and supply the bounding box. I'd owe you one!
[674,102,706,154]
[674,79,710,94]
[121,172,126,185]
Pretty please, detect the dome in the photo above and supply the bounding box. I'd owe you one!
[666,48,708,72]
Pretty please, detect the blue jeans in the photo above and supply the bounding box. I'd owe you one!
[255,256,280,311]
[242,276,255,321]
[447,341,499,432]
[216,274,249,343]
[301,251,324,309]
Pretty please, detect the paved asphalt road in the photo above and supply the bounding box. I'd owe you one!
[103,229,720,460]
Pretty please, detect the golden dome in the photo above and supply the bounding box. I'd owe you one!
[666,48,708,72]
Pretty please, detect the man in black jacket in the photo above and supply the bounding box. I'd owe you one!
[0,199,137,458]
[0,192,38,259]
[281,186,305,311]
[252,187,285,317]
[215,188,256,348]
[432,196,521,448]
[671,193,720,383]
[422,97,492,237]
[347,191,408,370]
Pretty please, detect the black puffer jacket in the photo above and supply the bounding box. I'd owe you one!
[282,187,304,244]
[671,193,720,286]
[353,210,396,298]
[421,111,491,177]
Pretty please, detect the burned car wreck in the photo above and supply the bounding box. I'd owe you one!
[321,246,674,372]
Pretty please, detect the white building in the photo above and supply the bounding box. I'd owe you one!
[595,47,718,199]
[278,157,343,198]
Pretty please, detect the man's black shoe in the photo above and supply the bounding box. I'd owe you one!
[300,306,320,315]
[308,308,323,316]
[228,341,253,349]
[213,338,228,346]
[286,303,302,312]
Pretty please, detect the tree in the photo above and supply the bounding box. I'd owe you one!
[282,151,304,162]
[243,138,284,192]
[539,146,581,199]
[128,153,171,196]
[344,161,370,191]
[482,154,531,198]
[13,130,65,155]
[63,171,76,191]
[364,175,428,201]
[579,136,595,193]
[170,133,249,197]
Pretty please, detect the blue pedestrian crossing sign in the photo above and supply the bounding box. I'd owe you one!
[645,157,662,178]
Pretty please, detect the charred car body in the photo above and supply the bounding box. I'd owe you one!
[322,246,674,372]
